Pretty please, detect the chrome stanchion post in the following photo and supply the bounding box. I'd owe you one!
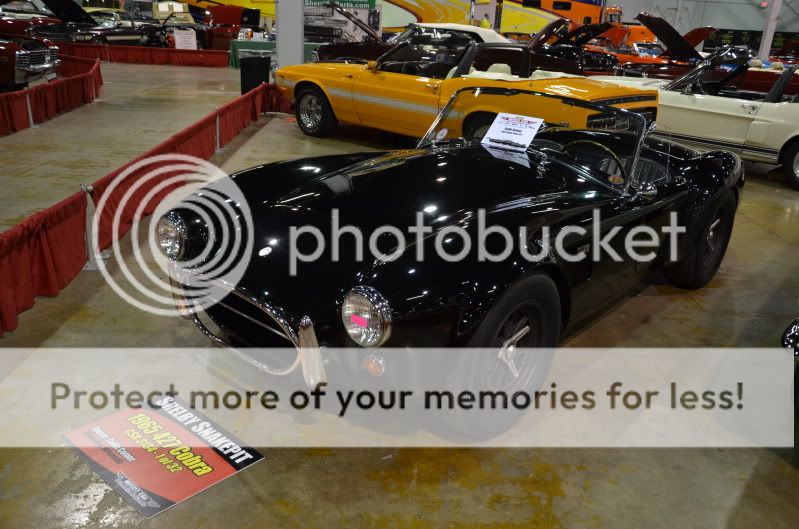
[80,184,110,271]
[25,91,35,129]
[215,106,222,153]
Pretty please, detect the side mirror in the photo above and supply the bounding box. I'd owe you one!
[366,60,378,71]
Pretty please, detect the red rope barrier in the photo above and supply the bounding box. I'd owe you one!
[0,55,102,136]
[0,191,88,334]
[57,43,229,68]
[0,82,291,335]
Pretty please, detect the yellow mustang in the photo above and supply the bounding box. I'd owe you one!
[275,36,659,139]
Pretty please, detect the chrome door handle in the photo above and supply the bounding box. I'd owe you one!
[425,83,439,93]
[741,103,758,113]
[345,73,354,79]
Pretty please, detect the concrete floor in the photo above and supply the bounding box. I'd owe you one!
[1,63,798,528]
[0,63,241,231]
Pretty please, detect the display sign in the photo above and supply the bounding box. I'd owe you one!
[703,29,799,53]
[304,0,376,7]
[64,396,263,518]
[481,113,544,153]
[173,29,198,50]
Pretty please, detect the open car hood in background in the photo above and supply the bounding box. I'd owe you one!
[681,26,717,49]
[527,18,570,51]
[556,22,614,46]
[36,0,95,25]
[327,1,380,42]
[635,13,703,61]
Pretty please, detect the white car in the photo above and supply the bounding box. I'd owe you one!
[593,55,799,189]
[398,23,511,44]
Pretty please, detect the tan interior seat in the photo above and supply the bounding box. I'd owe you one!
[486,63,513,75]
[446,66,476,79]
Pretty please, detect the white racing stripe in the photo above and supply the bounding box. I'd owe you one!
[326,86,439,116]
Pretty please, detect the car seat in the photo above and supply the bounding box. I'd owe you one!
[486,63,513,75]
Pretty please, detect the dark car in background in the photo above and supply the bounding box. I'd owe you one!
[532,20,620,74]
[0,0,60,35]
[0,30,58,91]
[313,2,510,63]
[27,0,166,46]
[202,5,262,51]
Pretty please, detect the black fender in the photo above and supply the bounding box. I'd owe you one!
[664,150,742,266]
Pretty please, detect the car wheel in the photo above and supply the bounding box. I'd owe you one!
[463,112,496,141]
[436,275,560,439]
[781,141,799,190]
[665,193,735,290]
[295,86,337,137]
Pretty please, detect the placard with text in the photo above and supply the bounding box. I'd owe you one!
[64,396,263,518]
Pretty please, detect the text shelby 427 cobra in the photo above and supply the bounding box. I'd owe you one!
[156,88,744,389]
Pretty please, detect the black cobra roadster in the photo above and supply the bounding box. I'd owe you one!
[157,88,744,386]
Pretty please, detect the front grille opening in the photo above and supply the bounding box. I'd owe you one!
[17,50,50,67]
[203,293,295,348]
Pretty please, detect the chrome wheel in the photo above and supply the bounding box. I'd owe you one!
[793,150,799,178]
[299,93,323,131]
[485,304,543,390]
[702,216,725,269]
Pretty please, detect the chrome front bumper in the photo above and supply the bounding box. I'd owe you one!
[172,274,326,387]
[15,60,60,84]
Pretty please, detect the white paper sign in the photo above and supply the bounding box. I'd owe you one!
[481,113,544,153]
[173,29,198,50]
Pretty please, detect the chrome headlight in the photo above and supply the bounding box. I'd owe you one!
[156,212,186,261]
[341,286,392,347]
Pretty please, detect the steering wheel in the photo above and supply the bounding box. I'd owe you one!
[401,62,422,76]
[561,140,628,183]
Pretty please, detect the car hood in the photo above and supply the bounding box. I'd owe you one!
[527,17,570,51]
[680,27,716,49]
[36,0,95,25]
[587,75,669,90]
[328,1,380,42]
[556,22,614,47]
[276,61,368,81]
[0,31,52,46]
[635,13,702,61]
[197,146,577,323]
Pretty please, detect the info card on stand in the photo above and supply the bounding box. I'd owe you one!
[481,113,544,152]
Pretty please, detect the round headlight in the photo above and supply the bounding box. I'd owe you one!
[156,212,185,261]
[341,286,392,347]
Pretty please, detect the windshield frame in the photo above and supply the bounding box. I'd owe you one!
[417,86,651,196]
[664,47,751,92]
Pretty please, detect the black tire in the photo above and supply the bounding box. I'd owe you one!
[295,86,337,137]
[436,274,561,439]
[666,193,736,290]
[463,112,496,141]
[781,141,799,190]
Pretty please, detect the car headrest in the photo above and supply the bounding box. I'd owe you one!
[487,63,512,75]
[448,66,476,79]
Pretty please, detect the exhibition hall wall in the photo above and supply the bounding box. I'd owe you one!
[609,0,799,33]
